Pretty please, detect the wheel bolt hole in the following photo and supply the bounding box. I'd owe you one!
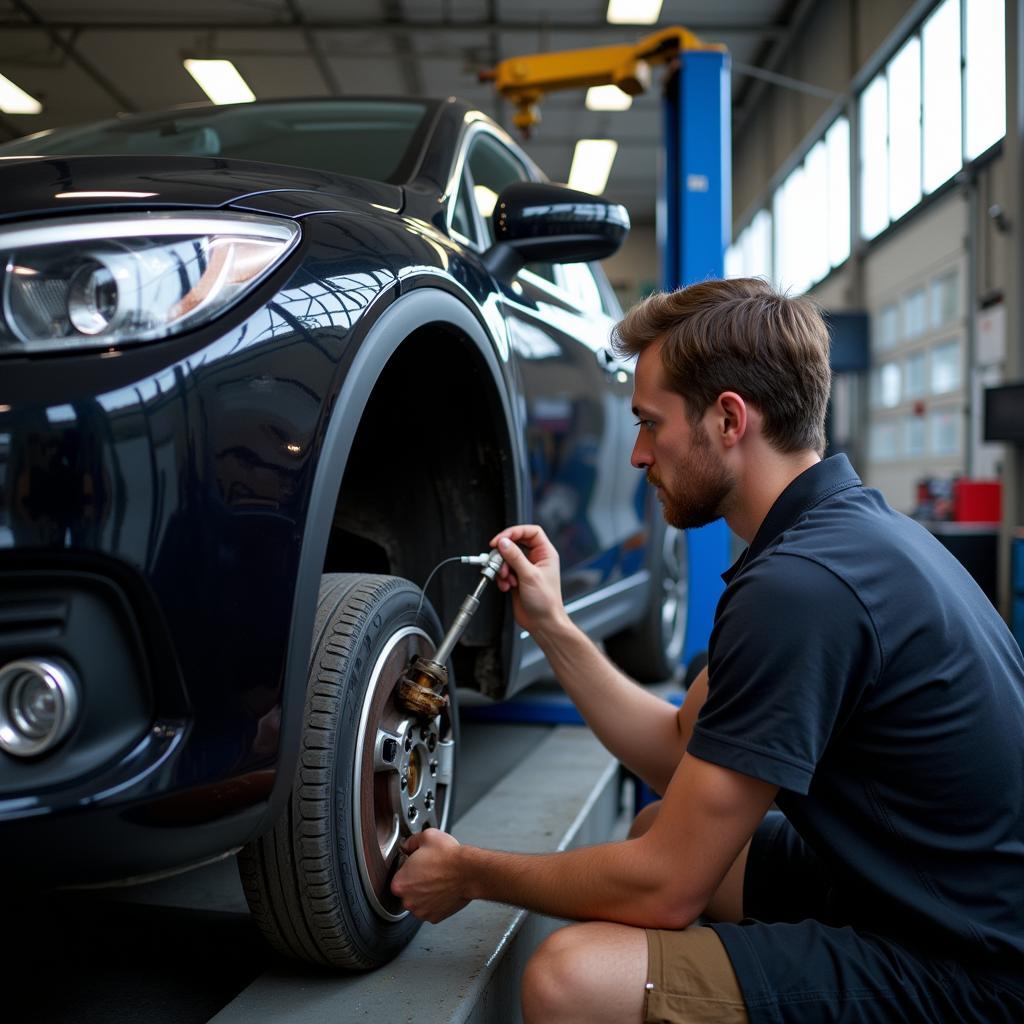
[424,791,434,810]
[404,733,413,752]
[400,774,408,790]
[408,806,418,823]
[429,759,438,776]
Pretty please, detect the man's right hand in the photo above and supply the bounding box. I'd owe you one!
[490,524,570,640]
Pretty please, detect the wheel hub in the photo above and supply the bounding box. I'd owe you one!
[388,717,443,832]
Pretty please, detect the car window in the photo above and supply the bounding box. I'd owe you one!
[0,100,432,184]
[466,134,528,244]
[465,133,556,284]
[450,168,479,244]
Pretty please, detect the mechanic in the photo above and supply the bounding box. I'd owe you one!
[391,277,1024,1023]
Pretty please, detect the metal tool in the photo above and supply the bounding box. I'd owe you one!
[395,549,505,719]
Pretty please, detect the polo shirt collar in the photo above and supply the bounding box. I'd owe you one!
[722,453,862,584]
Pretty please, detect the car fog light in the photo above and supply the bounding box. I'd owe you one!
[0,658,79,757]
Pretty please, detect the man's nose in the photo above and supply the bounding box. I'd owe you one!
[630,434,650,470]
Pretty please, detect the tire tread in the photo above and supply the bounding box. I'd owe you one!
[238,573,429,971]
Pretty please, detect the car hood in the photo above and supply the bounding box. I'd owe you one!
[0,154,404,222]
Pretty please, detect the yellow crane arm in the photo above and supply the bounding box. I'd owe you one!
[481,26,725,134]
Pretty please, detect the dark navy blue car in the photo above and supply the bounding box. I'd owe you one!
[0,98,685,968]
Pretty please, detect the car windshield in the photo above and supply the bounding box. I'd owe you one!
[0,100,432,183]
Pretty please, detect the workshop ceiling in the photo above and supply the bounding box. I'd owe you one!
[0,0,804,223]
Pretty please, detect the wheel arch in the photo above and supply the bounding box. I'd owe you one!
[257,286,524,836]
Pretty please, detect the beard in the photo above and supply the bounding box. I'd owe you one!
[648,425,735,530]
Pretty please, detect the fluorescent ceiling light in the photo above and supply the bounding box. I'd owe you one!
[607,0,663,24]
[568,139,618,195]
[586,85,633,111]
[0,73,41,114]
[184,59,255,105]
[55,191,158,199]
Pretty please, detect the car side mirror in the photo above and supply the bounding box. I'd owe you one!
[482,181,630,281]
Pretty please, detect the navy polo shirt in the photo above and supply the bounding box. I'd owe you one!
[687,455,1024,990]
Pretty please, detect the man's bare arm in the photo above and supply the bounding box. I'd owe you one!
[392,753,777,927]
[532,616,708,793]
[491,525,709,792]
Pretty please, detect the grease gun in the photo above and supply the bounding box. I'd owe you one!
[395,549,505,719]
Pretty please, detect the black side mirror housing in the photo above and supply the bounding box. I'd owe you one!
[482,181,630,281]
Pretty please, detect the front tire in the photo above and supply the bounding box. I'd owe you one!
[238,573,457,970]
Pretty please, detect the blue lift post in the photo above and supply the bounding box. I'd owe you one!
[661,50,734,667]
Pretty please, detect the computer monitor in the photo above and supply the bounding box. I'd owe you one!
[983,382,1024,442]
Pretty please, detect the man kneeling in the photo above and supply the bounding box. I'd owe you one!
[392,278,1024,1023]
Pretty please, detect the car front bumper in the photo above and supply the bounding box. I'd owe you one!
[0,276,338,885]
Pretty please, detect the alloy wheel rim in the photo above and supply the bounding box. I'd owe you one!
[352,625,455,921]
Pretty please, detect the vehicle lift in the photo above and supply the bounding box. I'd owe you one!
[471,27,733,725]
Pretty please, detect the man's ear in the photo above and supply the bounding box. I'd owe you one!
[717,391,748,448]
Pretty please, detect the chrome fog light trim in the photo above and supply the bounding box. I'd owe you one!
[0,658,80,757]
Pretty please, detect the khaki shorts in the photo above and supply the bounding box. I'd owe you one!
[643,926,749,1024]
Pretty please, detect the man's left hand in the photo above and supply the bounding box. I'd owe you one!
[390,828,469,923]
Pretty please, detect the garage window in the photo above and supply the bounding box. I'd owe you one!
[923,0,962,193]
[964,0,1006,159]
[876,304,901,349]
[903,289,928,339]
[930,270,960,327]
[905,415,927,456]
[905,351,928,398]
[930,407,960,455]
[860,76,889,241]
[887,37,922,222]
[725,208,772,281]
[871,420,901,460]
[931,339,962,393]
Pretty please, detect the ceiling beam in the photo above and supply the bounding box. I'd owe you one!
[7,0,138,111]
[0,18,786,37]
[382,0,423,99]
[732,0,823,137]
[285,0,342,95]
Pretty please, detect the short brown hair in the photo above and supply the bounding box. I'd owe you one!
[613,278,832,456]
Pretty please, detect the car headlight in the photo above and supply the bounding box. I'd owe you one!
[0,211,300,354]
